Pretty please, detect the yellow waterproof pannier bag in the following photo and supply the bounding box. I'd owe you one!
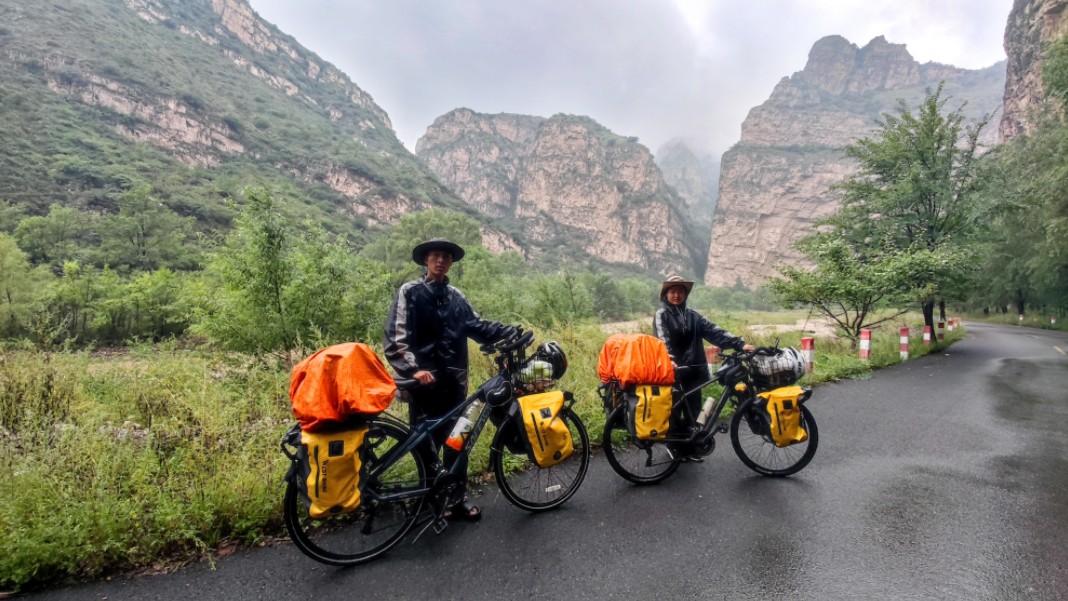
[629,384,672,441]
[518,390,574,468]
[299,426,367,518]
[757,385,809,448]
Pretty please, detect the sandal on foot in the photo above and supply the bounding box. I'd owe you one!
[444,500,482,522]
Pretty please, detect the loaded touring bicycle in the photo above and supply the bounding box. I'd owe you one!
[597,333,818,484]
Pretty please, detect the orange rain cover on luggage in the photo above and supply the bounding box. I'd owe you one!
[289,343,397,432]
[597,333,675,387]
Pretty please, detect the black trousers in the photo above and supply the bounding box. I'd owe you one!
[407,377,468,491]
[673,371,707,431]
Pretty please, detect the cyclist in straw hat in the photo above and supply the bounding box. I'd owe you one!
[653,275,754,461]
[384,237,516,520]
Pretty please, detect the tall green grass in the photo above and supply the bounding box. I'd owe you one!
[0,346,292,591]
[0,318,964,592]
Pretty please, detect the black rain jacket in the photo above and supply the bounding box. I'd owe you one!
[383,275,510,392]
[653,299,746,384]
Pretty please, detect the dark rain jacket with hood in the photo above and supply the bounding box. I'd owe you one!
[384,275,512,398]
[653,296,746,389]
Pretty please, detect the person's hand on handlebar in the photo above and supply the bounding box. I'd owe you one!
[499,325,519,341]
[742,344,756,352]
[413,369,435,385]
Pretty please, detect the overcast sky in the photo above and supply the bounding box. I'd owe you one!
[247,0,1011,158]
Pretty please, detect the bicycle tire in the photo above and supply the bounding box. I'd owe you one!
[602,404,681,485]
[730,397,818,477]
[283,418,427,566]
[490,406,590,512]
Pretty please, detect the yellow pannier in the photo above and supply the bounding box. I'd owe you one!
[518,390,574,467]
[757,385,809,448]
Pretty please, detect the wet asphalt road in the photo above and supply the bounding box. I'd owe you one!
[29,322,1068,601]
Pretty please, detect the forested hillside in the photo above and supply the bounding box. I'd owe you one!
[0,0,475,258]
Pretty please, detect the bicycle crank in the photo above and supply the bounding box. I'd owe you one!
[692,430,715,456]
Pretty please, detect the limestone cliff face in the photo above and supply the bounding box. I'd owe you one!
[1001,0,1068,141]
[707,35,1005,288]
[417,109,702,276]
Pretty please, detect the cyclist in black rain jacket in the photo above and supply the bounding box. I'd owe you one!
[653,275,753,457]
[384,237,514,520]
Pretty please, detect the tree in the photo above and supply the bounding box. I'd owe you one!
[96,185,196,271]
[13,204,89,269]
[359,208,484,279]
[0,234,34,336]
[194,187,394,353]
[768,237,912,346]
[829,83,993,328]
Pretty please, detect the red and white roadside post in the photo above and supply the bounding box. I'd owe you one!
[801,337,814,373]
[923,325,932,345]
[859,329,871,361]
[947,319,955,333]
[937,321,945,341]
[899,327,910,361]
[705,345,720,366]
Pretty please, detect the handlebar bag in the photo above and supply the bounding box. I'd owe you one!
[517,390,574,468]
[290,342,397,432]
[296,425,368,518]
[755,385,809,448]
[626,384,672,441]
[750,347,806,390]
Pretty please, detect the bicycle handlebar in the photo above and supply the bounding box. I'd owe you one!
[478,325,532,355]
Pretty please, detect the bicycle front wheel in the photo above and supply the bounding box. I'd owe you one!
[490,406,590,512]
[730,398,818,477]
[602,404,681,484]
[283,418,428,566]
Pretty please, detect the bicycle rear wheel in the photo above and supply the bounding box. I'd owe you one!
[602,404,680,484]
[490,406,590,512]
[730,398,818,477]
[283,418,427,566]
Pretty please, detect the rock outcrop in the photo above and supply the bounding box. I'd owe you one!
[707,36,1005,288]
[417,109,703,276]
[1000,0,1068,141]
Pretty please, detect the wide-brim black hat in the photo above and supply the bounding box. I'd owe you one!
[412,238,466,265]
[659,274,694,301]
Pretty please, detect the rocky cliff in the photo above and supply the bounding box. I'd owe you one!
[416,109,703,276]
[707,35,1005,288]
[1001,0,1068,141]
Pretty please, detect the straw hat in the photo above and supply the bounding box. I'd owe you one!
[659,274,694,301]
[412,238,466,265]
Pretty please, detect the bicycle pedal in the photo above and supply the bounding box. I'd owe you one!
[433,518,448,535]
[717,422,729,434]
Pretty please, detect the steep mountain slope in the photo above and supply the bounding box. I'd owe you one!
[1000,0,1068,141]
[707,35,1005,288]
[0,0,476,244]
[416,109,704,277]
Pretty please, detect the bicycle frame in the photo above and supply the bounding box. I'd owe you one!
[599,353,758,449]
[360,330,538,509]
[359,383,497,507]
